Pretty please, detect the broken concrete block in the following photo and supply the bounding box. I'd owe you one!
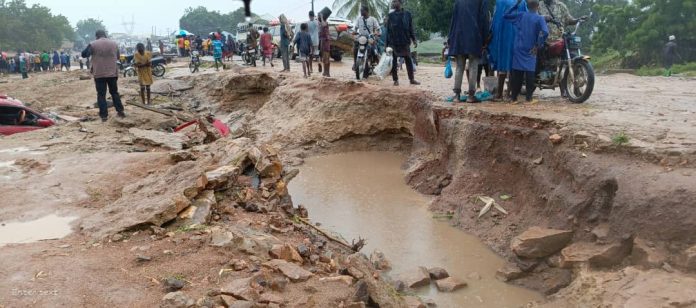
[511,227,574,258]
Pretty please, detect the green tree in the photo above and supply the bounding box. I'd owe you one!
[0,0,74,51]
[76,18,107,42]
[333,0,389,20]
[179,6,226,36]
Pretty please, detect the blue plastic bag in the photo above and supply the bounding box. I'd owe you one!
[444,58,453,79]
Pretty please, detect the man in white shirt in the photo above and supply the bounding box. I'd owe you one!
[353,6,381,69]
[307,11,320,73]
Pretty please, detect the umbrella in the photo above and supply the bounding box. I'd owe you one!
[177,30,194,37]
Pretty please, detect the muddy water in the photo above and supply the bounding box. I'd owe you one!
[288,152,542,307]
[0,214,77,246]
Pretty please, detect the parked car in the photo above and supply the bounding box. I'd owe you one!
[0,94,55,136]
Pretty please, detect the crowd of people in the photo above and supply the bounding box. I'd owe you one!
[177,31,237,63]
[0,49,89,79]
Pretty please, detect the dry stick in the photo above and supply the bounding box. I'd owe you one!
[126,101,193,122]
[295,216,354,250]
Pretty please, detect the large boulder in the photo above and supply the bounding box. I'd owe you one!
[81,161,207,239]
[511,227,574,258]
[561,239,633,268]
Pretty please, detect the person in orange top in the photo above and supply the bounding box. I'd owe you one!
[177,37,185,56]
[260,27,274,67]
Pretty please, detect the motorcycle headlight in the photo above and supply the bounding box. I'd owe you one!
[358,36,367,45]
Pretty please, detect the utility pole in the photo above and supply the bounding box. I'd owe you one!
[311,0,314,13]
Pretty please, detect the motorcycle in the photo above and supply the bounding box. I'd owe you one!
[537,14,595,103]
[122,55,166,78]
[189,50,201,73]
[354,34,378,80]
[242,46,258,67]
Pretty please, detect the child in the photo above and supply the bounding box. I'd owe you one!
[212,38,224,71]
[505,0,548,103]
[260,27,274,67]
[294,23,313,78]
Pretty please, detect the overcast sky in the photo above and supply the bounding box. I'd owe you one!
[26,0,336,36]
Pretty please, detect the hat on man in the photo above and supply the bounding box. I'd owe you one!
[669,35,676,41]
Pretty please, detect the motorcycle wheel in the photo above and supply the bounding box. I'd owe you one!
[561,60,595,104]
[363,57,371,79]
[153,64,166,77]
[124,68,136,78]
[189,62,198,73]
[355,58,364,80]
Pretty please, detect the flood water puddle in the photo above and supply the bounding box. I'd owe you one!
[0,214,77,246]
[288,152,542,307]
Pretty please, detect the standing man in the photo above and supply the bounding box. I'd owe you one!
[52,50,60,72]
[158,40,165,55]
[318,12,331,77]
[307,11,320,74]
[279,14,292,72]
[538,0,585,43]
[447,0,490,103]
[247,23,260,57]
[505,0,548,103]
[353,6,380,72]
[82,30,125,122]
[146,38,153,52]
[663,35,681,77]
[489,0,527,100]
[386,0,419,86]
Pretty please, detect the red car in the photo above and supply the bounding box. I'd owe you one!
[0,94,55,136]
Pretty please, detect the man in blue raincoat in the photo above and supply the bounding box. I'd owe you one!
[505,0,548,103]
[489,0,526,100]
[447,0,490,103]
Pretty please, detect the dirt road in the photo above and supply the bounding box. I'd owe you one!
[1,56,695,307]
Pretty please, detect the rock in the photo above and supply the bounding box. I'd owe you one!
[161,291,195,308]
[403,296,426,308]
[319,275,354,285]
[561,240,633,268]
[269,244,304,264]
[136,254,152,262]
[352,280,369,303]
[220,277,258,301]
[220,295,237,307]
[195,296,215,308]
[631,238,667,269]
[422,298,437,307]
[232,259,248,271]
[178,190,215,225]
[129,128,185,150]
[228,300,253,308]
[263,259,313,282]
[549,134,563,144]
[258,293,283,304]
[296,244,310,258]
[427,267,450,280]
[591,224,610,242]
[511,227,574,258]
[210,229,236,247]
[496,262,525,282]
[163,277,186,292]
[514,268,572,295]
[677,245,696,271]
[400,267,431,289]
[533,157,544,165]
[247,145,283,178]
[81,161,207,239]
[370,250,391,270]
[392,279,406,292]
[111,234,124,242]
[268,275,289,291]
[574,131,595,144]
[435,277,467,292]
[205,165,239,190]
[343,253,406,307]
[170,150,195,163]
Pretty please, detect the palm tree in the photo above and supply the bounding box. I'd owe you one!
[332,0,390,20]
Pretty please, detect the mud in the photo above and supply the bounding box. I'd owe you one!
[289,151,542,307]
[0,214,77,246]
[1,59,695,307]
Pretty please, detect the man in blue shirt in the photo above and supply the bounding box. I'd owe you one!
[505,0,548,103]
